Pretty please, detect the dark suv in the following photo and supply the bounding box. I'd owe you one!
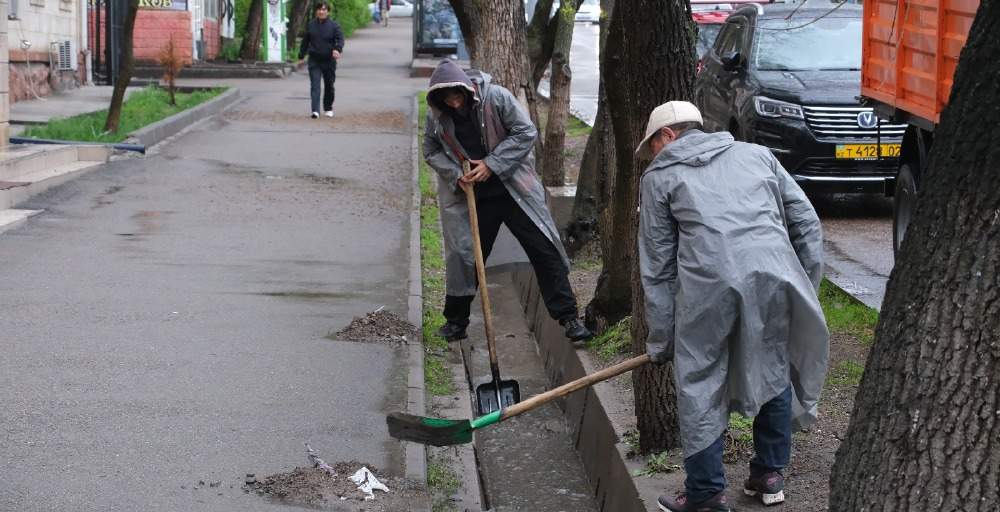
[694,4,905,193]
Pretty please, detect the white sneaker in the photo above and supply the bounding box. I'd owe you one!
[325,110,334,118]
[311,112,319,119]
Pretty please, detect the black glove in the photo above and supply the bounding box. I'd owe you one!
[648,350,672,366]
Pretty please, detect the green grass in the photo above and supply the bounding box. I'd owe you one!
[418,91,455,397]
[586,316,632,361]
[633,450,681,477]
[827,359,865,387]
[728,413,753,443]
[22,87,224,143]
[566,115,592,138]
[819,279,880,345]
[427,457,461,512]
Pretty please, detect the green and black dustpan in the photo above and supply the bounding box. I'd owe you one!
[387,354,650,446]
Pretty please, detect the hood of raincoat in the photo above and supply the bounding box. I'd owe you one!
[427,60,492,114]
[647,130,736,171]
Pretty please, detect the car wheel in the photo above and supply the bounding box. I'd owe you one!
[892,163,918,256]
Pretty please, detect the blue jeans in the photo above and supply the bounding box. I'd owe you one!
[308,59,336,113]
[684,386,792,503]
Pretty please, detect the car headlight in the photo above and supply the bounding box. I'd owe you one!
[754,96,804,119]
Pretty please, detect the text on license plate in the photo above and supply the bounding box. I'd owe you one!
[835,144,901,160]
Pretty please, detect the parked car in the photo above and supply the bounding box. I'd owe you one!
[694,3,906,194]
[576,0,601,23]
[390,0,413,17]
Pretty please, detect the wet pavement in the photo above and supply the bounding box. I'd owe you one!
[0,23,424,511]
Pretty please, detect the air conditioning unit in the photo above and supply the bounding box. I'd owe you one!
[55,40,77,71]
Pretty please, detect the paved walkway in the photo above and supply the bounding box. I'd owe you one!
[0,23,423,511]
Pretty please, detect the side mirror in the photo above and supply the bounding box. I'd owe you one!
[722,52,744,71]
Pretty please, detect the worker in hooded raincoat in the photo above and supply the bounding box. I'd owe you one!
[636,102,829,512]
[422,60,593,343]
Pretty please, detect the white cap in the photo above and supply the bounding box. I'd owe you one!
[635,101,704,160]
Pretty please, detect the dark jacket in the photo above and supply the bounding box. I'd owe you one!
[299,18,345,61]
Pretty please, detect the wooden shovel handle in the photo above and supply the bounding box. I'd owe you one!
[461,161,500,372]
[500,354,651,420]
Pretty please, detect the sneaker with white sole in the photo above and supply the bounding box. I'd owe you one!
[324,110,334,118]
[311,112,320,119]
[744,472,786,506]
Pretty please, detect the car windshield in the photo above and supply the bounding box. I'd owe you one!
[754,15,862,71]
[697,24,723,58]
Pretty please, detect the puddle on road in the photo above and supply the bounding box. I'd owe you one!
[258,291,360,301]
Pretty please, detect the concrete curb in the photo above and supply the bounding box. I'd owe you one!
[126,87,242,148]
[405,94,429,490]
[511,268,647,512]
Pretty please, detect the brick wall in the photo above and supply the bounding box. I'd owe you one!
[203,18,219,60]
[89,9,193,65]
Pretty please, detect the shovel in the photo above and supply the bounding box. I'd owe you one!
[461,160,521,415]
[387,354,651,446]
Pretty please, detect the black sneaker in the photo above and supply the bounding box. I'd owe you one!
[657,492,730,512]
[561,317,593,342]
[744,472,785,506]
[435,322,468,342]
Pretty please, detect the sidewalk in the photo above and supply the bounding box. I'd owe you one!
[0,23,427,511]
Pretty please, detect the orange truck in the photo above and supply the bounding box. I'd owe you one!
[861,0,979,253]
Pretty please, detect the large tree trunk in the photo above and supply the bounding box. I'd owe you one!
[603,0,696,453]
[540,2,578,186]
[828,4,1000,509]
[240,0,264,61]
[526,0,557,90]
[104,0,139,133]
[448,0,531,101]
[288,0,311,47]
[567,0,614,256]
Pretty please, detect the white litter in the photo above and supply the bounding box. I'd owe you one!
[349,467,389,500]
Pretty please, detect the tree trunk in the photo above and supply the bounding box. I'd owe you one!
[567,0,614,256]
[540,2,578,186]
[104,0,140,133]
[448,0,531,101]
[603,0,696,454]
[828,4,1000,509]
[288,0,310,47]
[240,0,264,61]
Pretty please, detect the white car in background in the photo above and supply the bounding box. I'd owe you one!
[389,0,413,17]
[575,0,601,23]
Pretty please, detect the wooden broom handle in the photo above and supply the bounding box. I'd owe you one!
[461,161,500,372]
[500,355,651,420]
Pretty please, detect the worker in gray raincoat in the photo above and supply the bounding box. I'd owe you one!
[636,102,829,512]
[422,60,592,343]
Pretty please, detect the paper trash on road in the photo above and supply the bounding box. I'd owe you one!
[349,467,389,500]
[304,443,337,477]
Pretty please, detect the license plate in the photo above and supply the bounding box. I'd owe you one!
[835,144,901,160]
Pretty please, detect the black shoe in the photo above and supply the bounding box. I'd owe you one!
[744,471,785,506]
[561,317,593,342]
[657,492,730,512]
[436,322,468,342]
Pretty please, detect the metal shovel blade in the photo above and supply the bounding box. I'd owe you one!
[476,379,521,415]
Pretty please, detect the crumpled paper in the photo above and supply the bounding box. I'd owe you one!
[349,467,390,500]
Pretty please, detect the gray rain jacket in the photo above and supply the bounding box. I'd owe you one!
[638,130,830,457]
[423,61,569,296]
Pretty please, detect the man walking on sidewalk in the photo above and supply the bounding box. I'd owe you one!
[422,60,593,344]
[635,102,829,512]
[298,2,344,119]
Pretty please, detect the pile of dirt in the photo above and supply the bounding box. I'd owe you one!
[246,462,430,511]
[334,309,418,344]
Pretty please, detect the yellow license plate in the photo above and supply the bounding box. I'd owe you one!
[835,143,901,160]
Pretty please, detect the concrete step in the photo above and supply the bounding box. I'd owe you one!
[0,145,110,210]
[0,208,43,234]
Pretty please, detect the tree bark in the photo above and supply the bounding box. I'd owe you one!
[540,2,578,186]
[828,4,1000,509]
[447,0,531,101]
[526,0,557,90]
[288,0,311,46]
[567,0,614,256]
[603,0,696,453]
[104,0,140,133]
[240,0,264,61]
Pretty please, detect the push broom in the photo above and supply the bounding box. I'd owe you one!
[387,354,650,446]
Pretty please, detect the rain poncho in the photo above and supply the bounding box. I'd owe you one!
[423,60,568,296]
[638,130,830,457]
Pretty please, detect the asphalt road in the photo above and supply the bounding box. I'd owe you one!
[0,24,424,511]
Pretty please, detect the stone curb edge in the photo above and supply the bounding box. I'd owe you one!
[127,87,242,148]
[405,94,429,489]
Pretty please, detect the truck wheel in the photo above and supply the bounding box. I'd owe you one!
[893,163,918,256]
